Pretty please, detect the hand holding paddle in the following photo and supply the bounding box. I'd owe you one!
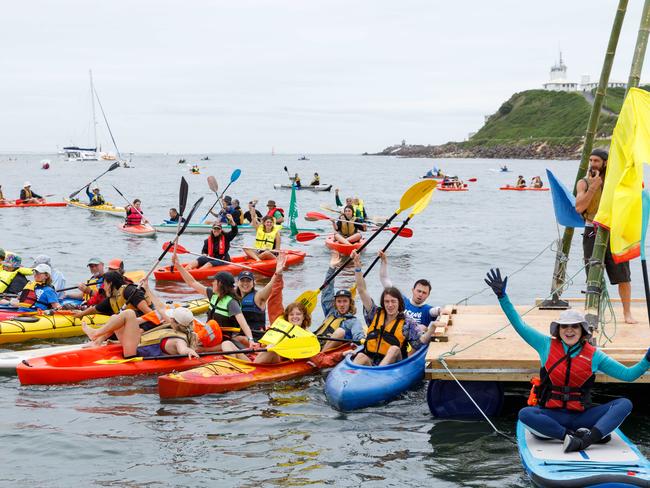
[163,242,273,277]
[112,185,147,223]
[200,169,242,223]
[69,162,120,199]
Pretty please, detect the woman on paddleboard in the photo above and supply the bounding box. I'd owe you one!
[485,268,650,453]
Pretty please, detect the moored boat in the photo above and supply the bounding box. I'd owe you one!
[158,345,352,398]
[325,345,427,411]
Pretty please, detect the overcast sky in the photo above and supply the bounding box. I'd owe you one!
[0,0,646,154]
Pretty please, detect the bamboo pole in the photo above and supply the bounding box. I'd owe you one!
[542,0,629,309]
[585,0,650,331]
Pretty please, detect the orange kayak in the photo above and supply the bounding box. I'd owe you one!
[153,250,306,281]
[158,344,352,398]
[16,344,223,385]
[0,200,66,208]
[499,186,549,191]
[324,235,365,256]
[117,223,157,237]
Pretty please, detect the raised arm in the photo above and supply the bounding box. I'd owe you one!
[575,175,601,215]
[594,349,650,382]
[172,252,208,296]
[253,255,284,309]
[141,280,168,320]
[321,252,340,316]
[378,251,393,288]
[249,204,261,229]
[352,251,372,312]
[266,253,287,325]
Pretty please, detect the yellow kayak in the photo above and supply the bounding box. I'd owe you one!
[65,198,125,217]
[0,297,209,345]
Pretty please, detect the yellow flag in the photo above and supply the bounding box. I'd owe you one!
[594,88,650,262]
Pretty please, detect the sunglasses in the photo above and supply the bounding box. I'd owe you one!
[559,324,581,330]
[212,227,222,231]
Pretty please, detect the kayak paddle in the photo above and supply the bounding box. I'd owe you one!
[200,169,241,222]
[69,162,120,199]
[295,226,412,243]
[170,177,189,272]
[162,242,274,277]
[112,185,147,222]
[296,179,437,313]
[350,189,434,298]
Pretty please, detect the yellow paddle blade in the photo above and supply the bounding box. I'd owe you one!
[408,185,435,217]
[260,317,315,345]
[295,289,320,314]
[125,270,146,282]
[349,283,358,300]
[397,180,437,213]
[269,334,321,359]
[94,357,144,364]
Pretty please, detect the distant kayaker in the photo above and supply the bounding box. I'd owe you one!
[85,185,105,206]
[515,175,526,188]
[0,184,6,203]
[331,205,365,245]
[293,173,302,188]
[379,251,441,326]
[310,173,320,186]
[316,251,365,352]
[0,253,32,295]
[235,270,278,334]
[185,215,238,270]
[167,208,185,223]
[351,251,437,366]
[242,201,262,224]
[575,149,635,324]
[20,181,43,204]
[265,199,285,225]
[125,199,147,226]
[501,165,508,172]
[531,176,544,189]
[172,251,255,350]
[81,281,201,359]
[11,264,61,312]
[485,268,650,453]
[32,255,65,299]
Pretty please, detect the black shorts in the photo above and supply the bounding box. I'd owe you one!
[197,254,230,267]
[582,227,631,285]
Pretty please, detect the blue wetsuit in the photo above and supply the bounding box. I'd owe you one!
[499,294,650,439]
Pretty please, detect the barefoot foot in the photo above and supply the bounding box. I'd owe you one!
[81,320,99,341]
[624,314,638,324]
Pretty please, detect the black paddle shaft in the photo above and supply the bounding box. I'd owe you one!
[362,216,412,279]
[69,162,119,198]
[642,260,650,327]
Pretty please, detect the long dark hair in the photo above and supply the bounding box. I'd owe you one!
[380,287,405,317]
[103,271,125,291]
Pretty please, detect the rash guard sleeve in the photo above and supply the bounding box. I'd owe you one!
[498,294,550,362]
[592,349,650,381]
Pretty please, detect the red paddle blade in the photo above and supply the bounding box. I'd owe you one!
[387,227,413,238]
[163,241,189,254]
[467,178,477,182]
[295,232,321,242]
[305,211,331,221]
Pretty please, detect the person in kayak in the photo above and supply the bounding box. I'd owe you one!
[172,251,255,350]
[242,200,262,224]
[310,173,320,186]
[167,208,185,223]
[293,173,302,188]
[235,270,278,335]
[20,182,43,203]
[378,251,441,326]
[265,200,285,224]
[0,253,32,296]
[72,271,153,319]
[515,175,527,188]
[352,197,368,220]
[66,257,105,302]
[316,251,365,351]
[230,199,243,224]
[32,255,65,299]
[186,215,238,270]
[331,205,366,245]
[81,283,200,359]
[124,199,147,226]
[85,185,105,206]
[245,208,282,262]
[531,176,544,189]
[485,268,650,453]
[0,184,6,203]
[351,251,437,366]
[11,264,61,312]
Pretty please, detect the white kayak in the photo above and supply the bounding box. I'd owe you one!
[0,344,87,373]
[273,183,332,192]
[517,421,650,487]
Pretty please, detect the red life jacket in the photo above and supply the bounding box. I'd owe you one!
[125,207,142,226]
[536,339,596,412]
[266,207,284,219]
[207,234,226,258]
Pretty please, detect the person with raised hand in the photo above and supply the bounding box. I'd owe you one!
[485,267,650,453]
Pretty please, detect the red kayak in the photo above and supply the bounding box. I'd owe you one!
[0,200,66,208]
[324,235,365,256]
[158,345,352,398]
[153,251,306,281]
[438,187,468,192]
[117,223,157,237]
[16,344,224,385]
[499,186,549,191]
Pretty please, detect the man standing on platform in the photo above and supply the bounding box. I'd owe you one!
[575,148,636,324]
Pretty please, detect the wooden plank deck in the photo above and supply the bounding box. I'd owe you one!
[426,300,650,383]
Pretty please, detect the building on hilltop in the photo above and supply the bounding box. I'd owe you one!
[542,52,626,92]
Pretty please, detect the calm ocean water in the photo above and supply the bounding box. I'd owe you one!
[0,153,647,487]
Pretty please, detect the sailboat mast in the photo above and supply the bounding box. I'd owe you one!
[89,70,98,153]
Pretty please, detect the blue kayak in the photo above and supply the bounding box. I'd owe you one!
[324,345,427,411]
[517,421,650,487]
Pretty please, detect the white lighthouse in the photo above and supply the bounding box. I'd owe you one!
[543,52,578,92]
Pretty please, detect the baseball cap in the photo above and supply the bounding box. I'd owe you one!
[108,258,123,270]
[33,255,52,267]
[168,307,194,327]
[334,289,352,299]
[34,263,52,274]
[223,195,232,204]
[87,257,103,266]
[210,271,235,287]
[267,200,276,207]
[238,271,254,281]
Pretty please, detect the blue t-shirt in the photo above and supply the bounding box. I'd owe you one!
[19,285,60,311]
[402,295,438,326]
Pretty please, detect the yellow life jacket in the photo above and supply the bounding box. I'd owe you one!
[339,218,357,237]
[23,188,33,199]
[353,200,365,219]
[0,267,33,293]
[314,315,345,337]
[363,309,406,357]
[138,325,189,347]
[83,275,104,301]
[17,281,53,309]
[255,224,282,250]
[108,284,151,314]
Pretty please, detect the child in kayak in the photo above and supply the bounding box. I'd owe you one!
[485,268,650,452]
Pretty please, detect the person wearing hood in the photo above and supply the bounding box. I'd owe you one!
[32,255,65,299]
[485,268,650,453]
